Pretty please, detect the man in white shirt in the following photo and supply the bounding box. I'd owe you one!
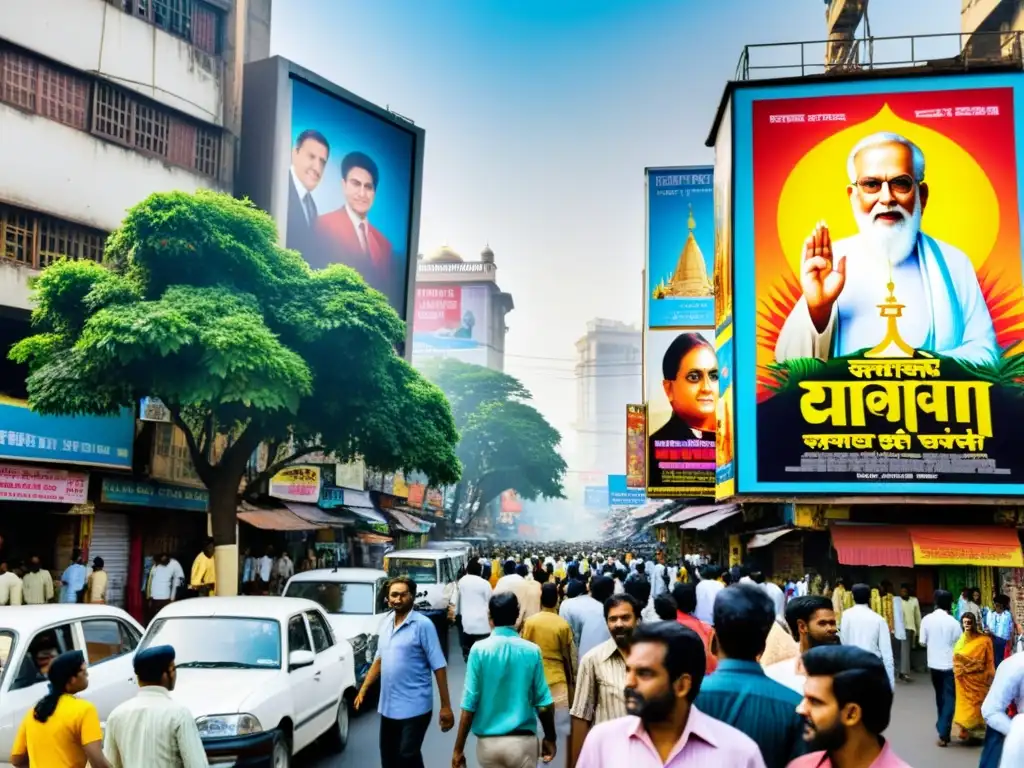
[840,583,895,689]
[752,571,786,620]
[982,643,1024,763]
[0,561,22,606]
[147,553,184,622]
[1000,713,1024,768]
[456,559,492,661]
[921,589,963,748]
[493,559,528,629]
[694,565,725,625]
[103,645,207,768]
[765,595,839,694]
[257,546,274,595]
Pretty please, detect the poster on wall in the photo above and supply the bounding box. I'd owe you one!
[646,329,716,498]
[269,465,322,502]
[732,76,1024,495]
[412,284,490,366]
[286,77,417,317]
[647,167,715,328]
[625,404,647,488]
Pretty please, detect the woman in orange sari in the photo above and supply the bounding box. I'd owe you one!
[953,611,996,743]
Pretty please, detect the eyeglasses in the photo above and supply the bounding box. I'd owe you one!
[855,175,915,195]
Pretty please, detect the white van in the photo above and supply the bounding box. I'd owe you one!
[382,549,465,611]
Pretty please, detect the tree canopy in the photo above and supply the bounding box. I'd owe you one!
[418,358,565,528]
[11,190,460,546]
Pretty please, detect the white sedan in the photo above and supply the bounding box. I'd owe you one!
[142,596,355,767]
[0,604,145,767]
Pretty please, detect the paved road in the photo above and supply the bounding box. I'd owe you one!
[297,627,981,768]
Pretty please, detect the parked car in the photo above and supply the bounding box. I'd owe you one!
[0,604,145,766]
[142,596,355,767]
[282,567,387,690]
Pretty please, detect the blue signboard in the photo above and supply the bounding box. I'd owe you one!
[584,485,610,509]
[609,474,646,507]
[319,486,346,509]
[0,399,134,469]
[101,478,209,512]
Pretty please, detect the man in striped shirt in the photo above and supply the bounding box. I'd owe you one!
[568,594,641,767]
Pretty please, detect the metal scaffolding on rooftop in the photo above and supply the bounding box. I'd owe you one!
[735,30,1023,82]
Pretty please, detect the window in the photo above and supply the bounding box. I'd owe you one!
[0,203,107,270]
[12,624,76,691]
[82,619,139,665]
[111,0,220,55]
[305,611,334,654]
[284,581,374,615]
[288,615,312,653]
[142,617,281,669]
[375,577,389,614]
[0,48,88,129]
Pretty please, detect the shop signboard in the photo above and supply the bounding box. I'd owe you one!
[625,404,646,488]
[0,463,88,504]
[100,478,209,512]
[646,329,716,498]
[319,485,345,508]
[609,474,646,507]
[647,167,715,328]
[584,486,609,509]
[0,398,134,469]
[730,74,1024,494]
[269,465,321,502]
[412,284,491,367]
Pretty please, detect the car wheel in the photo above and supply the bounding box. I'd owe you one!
[325,696,350,752]
[271,731,291,768]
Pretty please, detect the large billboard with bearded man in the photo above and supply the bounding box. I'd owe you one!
[726,75,1024,495]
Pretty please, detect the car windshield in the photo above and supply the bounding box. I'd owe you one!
[140,617,281,669]
[285,581,374,615]
[386,558,437,585]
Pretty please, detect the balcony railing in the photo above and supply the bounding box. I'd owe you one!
[735,30,1023,81]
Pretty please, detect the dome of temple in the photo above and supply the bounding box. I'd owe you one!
[481,244,495,263]
[426,244,463,263]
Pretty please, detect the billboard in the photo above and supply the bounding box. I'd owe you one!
[714,100,736,500]
[412,283,490,366]
[0,397,134,469]
[625,404,647,488]
[646,329,716,498]
[732,75,1024,494]
[584,485,610,509]
[647,167,715,328]
[609,474,647,507]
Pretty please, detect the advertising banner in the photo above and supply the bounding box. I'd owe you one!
[412,284,490,366]
[647,167,715,328]
[733,76,1024,494]
[0,398,134,469]
[584,486,610,509]
[609,474,647,507]
[0,463,88,504]
[287,77,416,317]
[625,404,647,488]
[646,329,717,498]
[714,101,736,500]
[100,478,209,512]
[269,465,321,502]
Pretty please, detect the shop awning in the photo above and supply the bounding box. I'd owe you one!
[829,524,914,567]
[388,508,433,534]
[908,526,1024,567]
[679,504,742,531]
[345,505,389,525]
[631,501,672,520]
[747,528,795,550]
[237,503,327,531]
[356,531,392,545]
[283,502,355,527]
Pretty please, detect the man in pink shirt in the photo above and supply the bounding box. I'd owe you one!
[788,645,912,768]
[576,621,766,767]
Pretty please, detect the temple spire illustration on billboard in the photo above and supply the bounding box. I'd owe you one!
[652,204,714,299]
[864,279,917,359]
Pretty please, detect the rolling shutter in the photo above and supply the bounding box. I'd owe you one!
[89,512,130,607]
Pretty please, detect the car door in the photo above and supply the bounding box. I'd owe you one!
[286,613,320,752]
[305,609,348,734]
[0,622,76,757]
[77,617,141,722]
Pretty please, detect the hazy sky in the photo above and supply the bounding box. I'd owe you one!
[271,0,962,471]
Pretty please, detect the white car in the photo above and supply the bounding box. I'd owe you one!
[142,596,355,767]
[283,568,388,689]
[0,604,145,766]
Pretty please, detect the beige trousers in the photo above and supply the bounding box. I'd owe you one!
[476,734,540,768]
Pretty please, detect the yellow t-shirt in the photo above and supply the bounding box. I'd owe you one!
[12,695,103,768]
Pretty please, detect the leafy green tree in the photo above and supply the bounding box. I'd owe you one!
[11,191,460,591]
[418,358,565,529]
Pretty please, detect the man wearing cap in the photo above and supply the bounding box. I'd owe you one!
[103,645,208,767]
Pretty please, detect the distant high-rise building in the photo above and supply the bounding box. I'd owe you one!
[411,244,514,371]
[573,319,642,478]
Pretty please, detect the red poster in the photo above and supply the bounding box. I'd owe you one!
[414,286,462,331]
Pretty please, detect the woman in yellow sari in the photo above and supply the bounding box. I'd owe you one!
[953,611,996,743]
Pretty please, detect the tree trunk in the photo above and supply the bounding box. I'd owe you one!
[208,474,240,597]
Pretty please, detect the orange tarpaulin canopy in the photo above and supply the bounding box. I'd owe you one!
[908,526,1024,568]
[829,524,914,567]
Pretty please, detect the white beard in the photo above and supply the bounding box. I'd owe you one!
[852,196,922,268]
